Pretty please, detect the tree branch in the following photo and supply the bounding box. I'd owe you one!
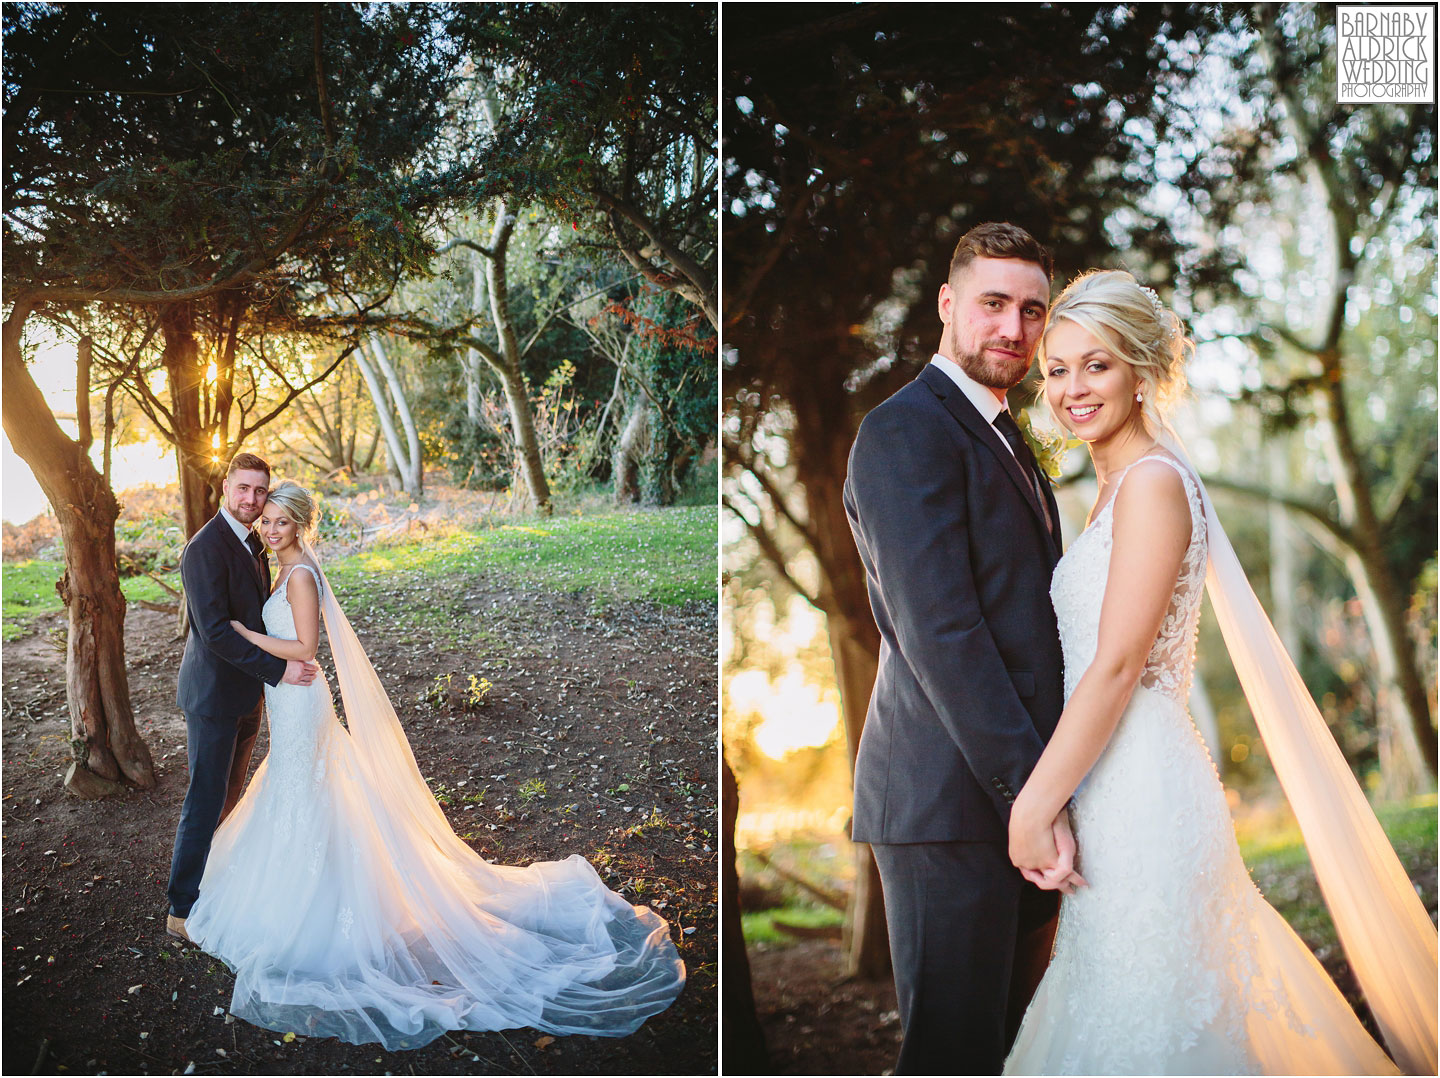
[595,189,716,327]
[721,493,823,609]
[237,342,355,441]
[1381,433,1437,529]
[1201,473,1357,550]
[724,437,824,556]
[435,237,496,259]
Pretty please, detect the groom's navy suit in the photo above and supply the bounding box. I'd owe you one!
[167,511,286,919]
[844,363,1066,1074]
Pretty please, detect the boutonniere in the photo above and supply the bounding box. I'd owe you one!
[1014,409,1080,483]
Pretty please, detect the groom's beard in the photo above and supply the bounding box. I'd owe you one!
[952,331,1033,390]
[227,499,262,526]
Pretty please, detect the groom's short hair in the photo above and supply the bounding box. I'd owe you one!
[949,222,1053,284]
[227,451,271,480]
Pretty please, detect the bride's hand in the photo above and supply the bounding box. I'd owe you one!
[229,619,253,639]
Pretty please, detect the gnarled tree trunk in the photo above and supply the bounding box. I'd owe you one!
[3,302,155,794]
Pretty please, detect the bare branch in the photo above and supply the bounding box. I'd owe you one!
[435,237,496,259]
[237,342,356,441]
[1201,473,1357,550]
[521,271,648,359]
[725,436,824,555]
[1381,433,1437,528]
[722,493,823,609]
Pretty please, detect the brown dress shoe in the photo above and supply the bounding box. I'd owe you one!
[165,914,191,943]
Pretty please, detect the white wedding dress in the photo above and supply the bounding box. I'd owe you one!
[1003,452,1398,1075]
[184,563,684,1049]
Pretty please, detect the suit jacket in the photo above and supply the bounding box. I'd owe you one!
[175,512,287,718]
[844,364,1065,844]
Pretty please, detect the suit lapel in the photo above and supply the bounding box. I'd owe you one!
[1039,476,1063,564]
[216,513,267,600]
[918,366,1054,544]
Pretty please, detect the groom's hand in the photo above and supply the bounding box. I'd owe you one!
[283,659,319,685]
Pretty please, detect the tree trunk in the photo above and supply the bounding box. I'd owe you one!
[1263,13,1437,790]
[790,374,891,980]
[2,303,155,792]
[363,332,423,497]
[353,340,420,496]
[613,395,647,504]
[161,303,224,539]
[484,203,552,516]
[465,249,487,424]
[721,755,770,1073]
[826,618,889,980]
[1319,377,1436,793]
[1268,441,1300,660]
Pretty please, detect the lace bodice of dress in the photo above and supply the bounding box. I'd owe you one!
[1050,450,1207,703]
[262,562,323,641]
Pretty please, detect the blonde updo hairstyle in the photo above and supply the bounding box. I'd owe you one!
[260,481,319,546]
[1038,269,1193,430]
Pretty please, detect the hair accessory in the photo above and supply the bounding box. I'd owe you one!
[1138,284,1166,321]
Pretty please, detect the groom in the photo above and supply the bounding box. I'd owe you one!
[843,222,1071,1074]
[165,452,317,941]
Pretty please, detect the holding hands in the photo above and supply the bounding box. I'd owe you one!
[1009,798,1088,895]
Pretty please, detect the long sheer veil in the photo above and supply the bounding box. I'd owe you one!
[1160,437,1437,1075]
[288,541,685,1042]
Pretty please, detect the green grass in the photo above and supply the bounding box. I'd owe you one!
[2,560,181,641]
[1240,795,1437,950]
[326,504,716,610]
[2,504,715,641]
[1238,796,1437,868]
[741,904,845,947]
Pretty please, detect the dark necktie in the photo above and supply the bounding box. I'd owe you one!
[992,410,1056,538]
[245,532,267,581]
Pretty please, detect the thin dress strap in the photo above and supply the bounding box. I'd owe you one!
[278,561,323,599]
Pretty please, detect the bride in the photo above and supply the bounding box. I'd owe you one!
[1001,270,1436,1075]
[178,481,685,1049]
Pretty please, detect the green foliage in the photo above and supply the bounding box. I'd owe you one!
[5,4,465,299]
[740,905,845,948]
[1,560,180,641]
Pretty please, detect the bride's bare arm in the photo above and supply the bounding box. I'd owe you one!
[1009,461,1191,871]
[229,570,320,663]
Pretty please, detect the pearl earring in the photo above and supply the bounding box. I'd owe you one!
[1135,391,1144,404]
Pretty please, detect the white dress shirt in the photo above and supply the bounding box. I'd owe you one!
[927,354,1017,458]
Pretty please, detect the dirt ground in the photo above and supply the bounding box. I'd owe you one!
[1,556,718,1074]
[748,940,900,1076]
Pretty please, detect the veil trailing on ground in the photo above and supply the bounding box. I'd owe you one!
[285,542,685,1045]
[1161,437,1438,1075]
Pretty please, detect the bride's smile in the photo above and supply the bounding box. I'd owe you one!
[258,511,300,558]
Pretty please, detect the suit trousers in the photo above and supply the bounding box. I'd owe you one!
[166,701,263,918]
[871,840,1059,1075]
